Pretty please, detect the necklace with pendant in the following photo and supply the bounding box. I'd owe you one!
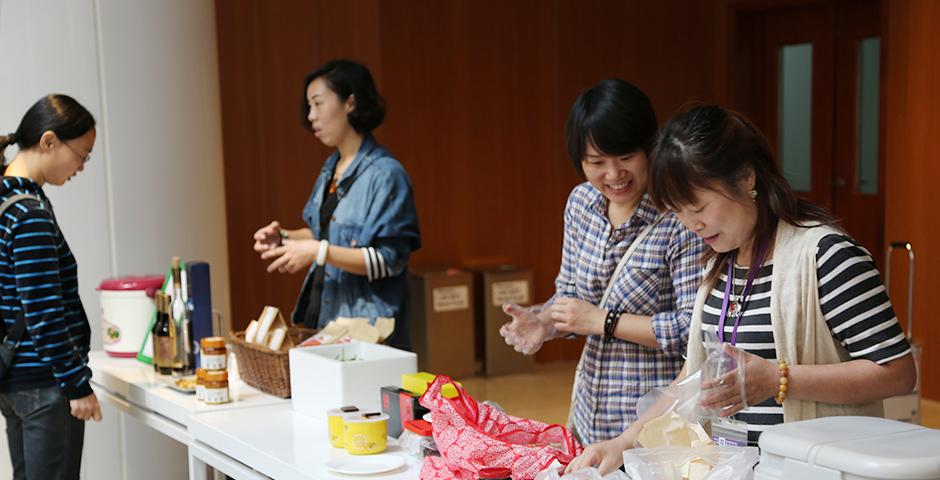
[718,240,770,345]
[727,268,744,318]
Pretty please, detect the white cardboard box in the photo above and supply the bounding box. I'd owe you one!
[289,341,417,418]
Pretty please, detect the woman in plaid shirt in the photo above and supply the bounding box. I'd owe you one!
[501,79,703,444]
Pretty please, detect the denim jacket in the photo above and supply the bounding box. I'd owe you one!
[293,136,421,345]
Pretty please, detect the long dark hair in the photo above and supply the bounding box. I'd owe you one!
[0,94,96,164]
[649,105,837,285]
[564,78,657,177]
[301,59,386,134]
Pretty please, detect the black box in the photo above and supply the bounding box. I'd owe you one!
[381,386,430,439]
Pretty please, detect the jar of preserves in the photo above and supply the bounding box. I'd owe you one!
[203,369,230,404]
[195,368,207,402]
[200,336,227,371]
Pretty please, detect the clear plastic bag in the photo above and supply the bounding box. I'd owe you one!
[535,461,628,480]
[697,341,747,418]
[399,429,438,459]
[621,446,758,480]
[635,341,748,424]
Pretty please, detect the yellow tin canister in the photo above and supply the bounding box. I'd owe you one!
[326,407,359,448]
[343,413,389,455]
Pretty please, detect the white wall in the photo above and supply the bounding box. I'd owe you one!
[0,0,230,477]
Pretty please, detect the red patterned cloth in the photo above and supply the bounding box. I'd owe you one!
[419,375,583,480]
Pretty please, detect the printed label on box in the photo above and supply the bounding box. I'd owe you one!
[492,280,529,306]
[433,285,470,312]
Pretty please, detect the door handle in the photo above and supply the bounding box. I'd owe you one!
[833,177,847,188]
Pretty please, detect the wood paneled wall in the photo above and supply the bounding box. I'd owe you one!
[215,0,726,362]
[883,0,940,401]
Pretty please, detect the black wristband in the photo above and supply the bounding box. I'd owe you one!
[603,309,621,342]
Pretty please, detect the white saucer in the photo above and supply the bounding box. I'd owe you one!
[325,455,406,475]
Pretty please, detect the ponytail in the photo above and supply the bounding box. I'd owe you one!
[0,132,18,164]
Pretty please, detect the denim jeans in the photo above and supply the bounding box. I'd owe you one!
[0,385,84,479]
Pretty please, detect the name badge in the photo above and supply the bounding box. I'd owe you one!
[711,417,749,447]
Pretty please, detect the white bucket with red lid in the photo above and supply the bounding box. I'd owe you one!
[97,275,164,358]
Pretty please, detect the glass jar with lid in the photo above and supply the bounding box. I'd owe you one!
[203,369,230,404]
[200,336,227,371]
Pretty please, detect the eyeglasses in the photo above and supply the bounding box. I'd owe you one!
[62,141,92,164]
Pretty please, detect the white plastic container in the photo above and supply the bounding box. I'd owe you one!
[755,416,940,480]
[97,275,164,357]
[289,341,416,417]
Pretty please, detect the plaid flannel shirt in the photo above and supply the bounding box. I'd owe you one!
[551,183,703,444]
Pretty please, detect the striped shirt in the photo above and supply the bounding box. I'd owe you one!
[701,233,911,445]
[0,177,92,400]
[556,183,703,444]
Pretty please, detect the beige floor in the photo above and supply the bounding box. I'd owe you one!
[458,362,577,425]
[459,361,940,429]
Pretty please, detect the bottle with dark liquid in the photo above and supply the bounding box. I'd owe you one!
[152,292,174,375]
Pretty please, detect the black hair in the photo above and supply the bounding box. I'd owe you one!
[649,105,837,286]
[301,59,386,134]
[564,79,658,177]
[1,94,96,163]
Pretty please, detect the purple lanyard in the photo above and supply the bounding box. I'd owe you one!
[717,240,768,345]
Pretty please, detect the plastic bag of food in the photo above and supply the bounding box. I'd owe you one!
[535,461,628,480]
[635,341,748,424]
[621,445,758,480]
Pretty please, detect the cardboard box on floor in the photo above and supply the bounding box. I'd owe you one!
[409,269,476,379]
[472,266,535,377]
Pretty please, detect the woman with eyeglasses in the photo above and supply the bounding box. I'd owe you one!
[252,59,420,349]
[0,94,101,479]
[566,105,916,474]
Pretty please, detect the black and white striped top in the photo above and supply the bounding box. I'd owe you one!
[701,233,911,445]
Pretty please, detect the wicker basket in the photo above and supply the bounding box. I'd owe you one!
[228,327,316,398]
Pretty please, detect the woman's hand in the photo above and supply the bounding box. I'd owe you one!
[499,304,554,355]
[70,393,102,421]
[253,220,282,253]
[565,438,628,475]
[699,343,780,416]
[548,297,605,336]
[260,239,318,273]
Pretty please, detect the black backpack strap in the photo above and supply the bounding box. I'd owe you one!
[3,311,26,347]
[0,193,41,346]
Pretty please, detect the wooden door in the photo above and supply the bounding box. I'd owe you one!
[832,0,884,267]
[732,0,884,266]
[764,4,836,211]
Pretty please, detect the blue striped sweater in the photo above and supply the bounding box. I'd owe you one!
[0,176,92,399]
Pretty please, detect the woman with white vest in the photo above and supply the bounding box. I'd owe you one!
[567,105,916,474]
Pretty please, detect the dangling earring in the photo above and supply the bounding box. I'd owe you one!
[748,189,758,201]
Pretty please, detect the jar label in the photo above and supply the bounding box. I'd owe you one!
[204,387,230,404]
[201,354,227,371]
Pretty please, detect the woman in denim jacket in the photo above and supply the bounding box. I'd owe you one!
[254,60,421,349]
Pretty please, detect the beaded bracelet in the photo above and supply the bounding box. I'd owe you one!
[603,309,621,342]
[775,360,789,404]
